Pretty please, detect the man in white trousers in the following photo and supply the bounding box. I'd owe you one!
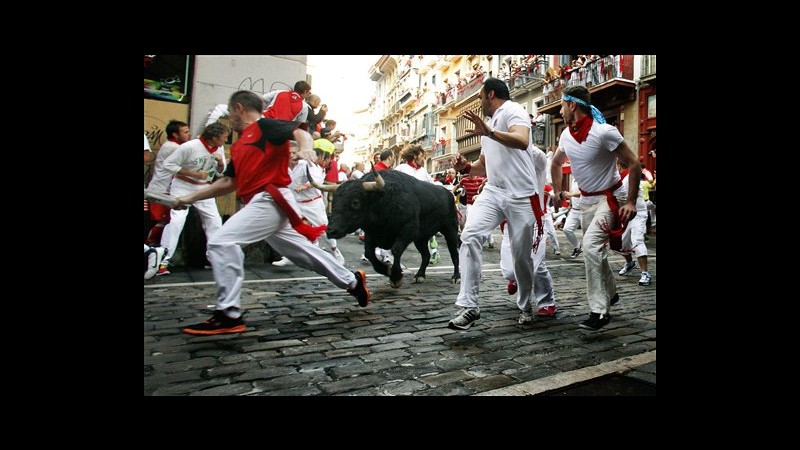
[500,146,557,323]
[551,85,640,331]
[157,122,228,274]
[448,78,541,330]
[172,90,370,336]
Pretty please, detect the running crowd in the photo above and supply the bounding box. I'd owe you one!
[144,78,655,335]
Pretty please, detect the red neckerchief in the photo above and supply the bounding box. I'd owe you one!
[619,169,629,181]
[168,138,181,144]
[569,115,593,144]
[199,137,216,154]
[408,161,421,170]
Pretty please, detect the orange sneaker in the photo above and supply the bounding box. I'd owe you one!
[348,270,371,307]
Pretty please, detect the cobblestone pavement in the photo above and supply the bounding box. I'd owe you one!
[145,230,656,396]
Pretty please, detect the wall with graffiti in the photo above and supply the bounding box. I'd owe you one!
[189,55,308,137]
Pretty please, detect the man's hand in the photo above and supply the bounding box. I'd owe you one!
[464,110,490,136]
[450,154,468,171]
[172,196,191,210]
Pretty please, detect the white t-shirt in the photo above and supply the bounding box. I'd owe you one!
[163,139,227,188]
[289,160,324,202]
[481,101,537,198]
[144,134,151,152]
[350,169,364,180]
[146,140,181,194]
[532,147,547,210]
[559,121,625,206]
[570,179,582,209]
[395,163,433,183]
[621,173,647,212]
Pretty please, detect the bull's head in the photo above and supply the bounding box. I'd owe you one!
[326,171,385,239]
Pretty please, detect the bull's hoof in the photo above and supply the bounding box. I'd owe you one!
[451,275,461,284]
[390,279,403,288]
[413,275,426,283]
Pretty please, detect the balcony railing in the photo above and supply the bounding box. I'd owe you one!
[541,55,634,106]
[457,74,485,100]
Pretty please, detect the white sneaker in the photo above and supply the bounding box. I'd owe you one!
[619,261,636,275]
[360,253,369,262]
[332,248,345,265]
[272,257,292,267]
[638,271,652,286]
[518,310,533,324]
[144,246,167,280]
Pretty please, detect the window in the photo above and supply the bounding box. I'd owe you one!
[647,95,656,118]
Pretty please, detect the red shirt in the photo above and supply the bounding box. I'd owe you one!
[460,176,484,205]
[263,91,304,121]
[224,118,304,204]
[325,157,339,182]
[373,161,390,171]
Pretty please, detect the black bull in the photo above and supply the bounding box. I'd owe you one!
[318,170,460,287]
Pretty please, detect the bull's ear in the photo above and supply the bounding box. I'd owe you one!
[350,198,361,210]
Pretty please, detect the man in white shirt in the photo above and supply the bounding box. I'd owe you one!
[157,122,229,274]
[449,78,540,330]
[550,85,641,331]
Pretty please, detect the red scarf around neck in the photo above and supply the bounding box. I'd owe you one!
[569,115,593,144]
[407,161,421,170]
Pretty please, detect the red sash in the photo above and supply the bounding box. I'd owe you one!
[264,184,326,242]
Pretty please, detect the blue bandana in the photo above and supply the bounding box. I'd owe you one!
[562,94,606,124]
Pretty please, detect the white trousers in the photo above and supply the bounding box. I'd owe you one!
[297,197,338,251]
[543,213,559,252]
[581,196,625,315]
[456,189,534,309]
[161,180,222,264]
[563,208,582,250]
[621,209,648,258]
[207,191,356,312]
[500,226,555,311]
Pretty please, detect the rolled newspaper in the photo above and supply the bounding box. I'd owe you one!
[144,188,178,207]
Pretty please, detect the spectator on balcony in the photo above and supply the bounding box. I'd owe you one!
[550,85,640,331]
[448,77,540,330]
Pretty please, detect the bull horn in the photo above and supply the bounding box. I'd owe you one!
[307,165,340,192]
[362,172,385,191]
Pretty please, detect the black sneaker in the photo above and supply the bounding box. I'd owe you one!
[182,310,247,336]
[571,247,582,258]
[610,293,620,306]
[579,312,611,330]
[348,270,371,307]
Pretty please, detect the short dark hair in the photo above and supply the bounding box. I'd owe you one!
[229,90,264,112]
[483,77,510,100]
[294,80,311,94]
[379,150,393,161]
[166,120,188,139]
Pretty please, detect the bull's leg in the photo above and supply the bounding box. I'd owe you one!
[443,224,461,284]
[389,242,410,288]
[412,237,431,283]
[365,239,390,276]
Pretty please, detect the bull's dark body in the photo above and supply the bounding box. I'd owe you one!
[327,170,460,287]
